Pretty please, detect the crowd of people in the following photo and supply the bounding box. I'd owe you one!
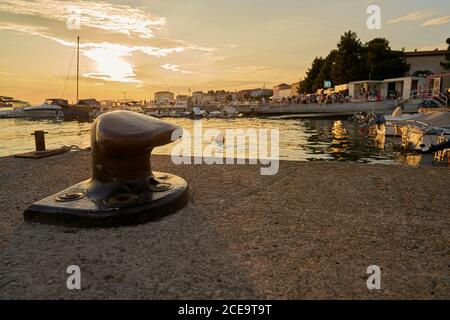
[267,91,351,105]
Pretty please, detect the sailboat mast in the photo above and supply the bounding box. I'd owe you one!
[76,36,79,103]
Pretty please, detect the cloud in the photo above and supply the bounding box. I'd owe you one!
[421,15,450,27]
[0,22,48,34]
[0,0,165,38]
[0,1,215,84]
[161,64,196,74]
[386,10,435,24]
[417,43,448,51]
[0,21,191,83]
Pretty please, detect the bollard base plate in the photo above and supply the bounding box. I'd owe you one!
[14,148,69,159]
[23,171,189,228]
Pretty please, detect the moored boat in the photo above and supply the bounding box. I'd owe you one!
[60,37,99,121]
[0,96,32,118]
[22,101,63,119]
[191,106,205,119]
[206,110,222,118]
[62,99,99,121]
[401,121,450,151]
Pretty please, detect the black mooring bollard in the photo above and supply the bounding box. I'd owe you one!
[31,131,48,152]
[23,110,189,228]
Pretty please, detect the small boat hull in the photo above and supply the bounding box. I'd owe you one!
[61,106,95,121]
[401,125,450,151]
[0,109,25,118]
[23,109,63,119]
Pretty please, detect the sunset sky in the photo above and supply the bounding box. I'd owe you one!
[0,0,449,104]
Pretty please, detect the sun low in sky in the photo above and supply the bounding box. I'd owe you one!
[0,0,449,104]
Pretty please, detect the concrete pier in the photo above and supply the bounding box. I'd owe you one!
[254,101,392,115]
[149,101,413,117]
[0,152,449,299]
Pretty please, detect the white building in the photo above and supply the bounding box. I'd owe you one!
[382,77,426,100]
[191,91,205,105]
[272,83,292,100]
[154,91,174,102]
[405,49,450,75]
[348,77,427,102]
[176,95,189,102]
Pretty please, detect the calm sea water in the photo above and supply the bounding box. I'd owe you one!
[0,117,405,165]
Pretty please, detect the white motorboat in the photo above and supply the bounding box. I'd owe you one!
[169,110,190,118]
[145,110,164,118]
[375,107,450,140]
[0,96,31,118]
[22,102,64,119]
[0,107,24,118]
[206,110,222,118]
[191,106,205,119]
[401,121,450,151]
[223,106,240,118]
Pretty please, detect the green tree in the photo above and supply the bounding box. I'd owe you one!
[364,38,410,80]
[299,57,324,93]
[298,31,413,94]
[314,50,337,90]
[331,31,366,85]
[441,37,450,70]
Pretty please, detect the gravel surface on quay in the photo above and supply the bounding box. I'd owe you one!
[0,151,449,299]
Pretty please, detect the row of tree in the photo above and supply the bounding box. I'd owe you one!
[441,37,450,70]
[298,31,411,94]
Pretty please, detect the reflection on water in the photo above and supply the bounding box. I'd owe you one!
[0,117,409,165]
[298,119,395,164]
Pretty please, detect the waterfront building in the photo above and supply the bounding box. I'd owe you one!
[237,88,272,101]
[273,83,292,100]
[176,95,189,102]
[214,90,230,103]
[382,77,426,100]
[291,82,301,97]
[250,88,273,98]
[348,77,427,102]
[237,89,252,101]
[348,80,384,102]
[202,91,215,105]
[425,73,450,98]
[405,49,450,75]
[154,91,175,102]
[191,91,205,105]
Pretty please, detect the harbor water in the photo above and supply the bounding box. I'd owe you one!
[0,117,414,165]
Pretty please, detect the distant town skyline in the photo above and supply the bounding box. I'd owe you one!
[0,0,449,104]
